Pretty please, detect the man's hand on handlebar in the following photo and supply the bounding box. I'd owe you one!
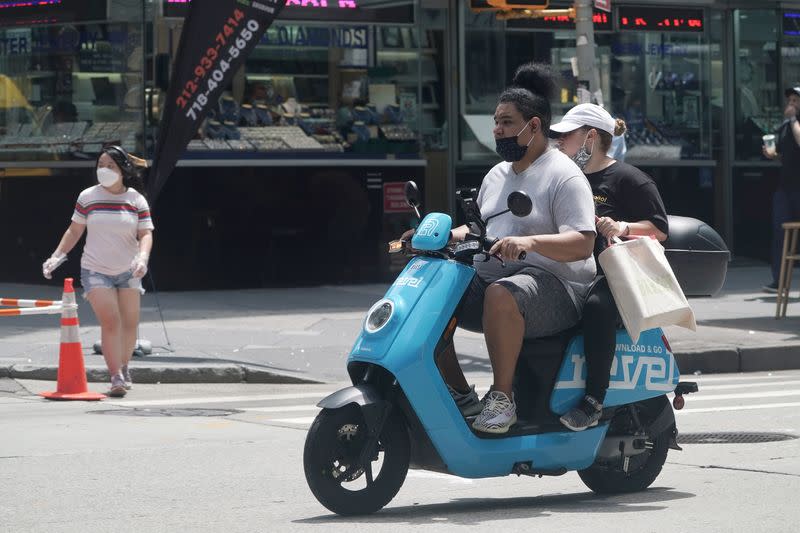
[488,236,531,262]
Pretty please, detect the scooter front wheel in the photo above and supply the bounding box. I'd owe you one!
[303,405,409,516]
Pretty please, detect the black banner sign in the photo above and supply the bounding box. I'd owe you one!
[148,0,286,202]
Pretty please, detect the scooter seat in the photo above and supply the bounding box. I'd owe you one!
[519,325,580,360]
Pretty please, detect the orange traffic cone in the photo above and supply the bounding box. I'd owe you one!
[41,278,105,401]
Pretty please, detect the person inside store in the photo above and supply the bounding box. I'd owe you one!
[52,101,78,124]
[762,87,800,293]
[550,103,669,430]
[402,62,597,434]
[42,145,154,397]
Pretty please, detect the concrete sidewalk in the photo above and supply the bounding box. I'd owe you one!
[0,263,798,385]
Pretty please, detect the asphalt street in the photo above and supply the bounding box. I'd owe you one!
[2,370,798,532]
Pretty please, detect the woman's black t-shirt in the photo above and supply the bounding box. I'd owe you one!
[584,161,669,259]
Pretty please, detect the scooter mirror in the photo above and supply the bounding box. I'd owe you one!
[507,191,532,217]
[404,181,421,208]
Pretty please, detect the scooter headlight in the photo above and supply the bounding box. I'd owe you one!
[365,299,394,334]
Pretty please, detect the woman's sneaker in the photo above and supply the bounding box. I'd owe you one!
[109,373,127,398]
[472,390,517,434]
[447,384,483,417]
[121,365,132,390]
[559,395,602,431]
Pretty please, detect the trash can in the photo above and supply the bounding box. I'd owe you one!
[663,215,730,297]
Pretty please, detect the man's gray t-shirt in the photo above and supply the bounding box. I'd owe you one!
[474,148,597,307]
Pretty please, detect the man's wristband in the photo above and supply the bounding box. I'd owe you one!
[621,222,631,236]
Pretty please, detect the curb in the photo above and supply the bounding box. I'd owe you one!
[4,364,322,385]
[740,344,800,372]
[3,345,799,384]
[674,344,800,374]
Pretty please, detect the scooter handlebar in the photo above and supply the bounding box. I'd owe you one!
[484,236,527,261]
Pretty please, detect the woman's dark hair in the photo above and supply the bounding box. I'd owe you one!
[499,62,558,131]
[97,145,148,195]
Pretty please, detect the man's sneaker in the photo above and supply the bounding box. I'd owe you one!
[560,395,602,431]
[763,281,779,293]
[121,365,132,390]
[109,373,127,398]
[472,390,517,434]
[447,384,483,417]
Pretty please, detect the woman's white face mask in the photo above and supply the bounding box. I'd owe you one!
[97,167,121,188]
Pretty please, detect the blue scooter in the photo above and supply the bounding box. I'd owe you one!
[303,182,698,516]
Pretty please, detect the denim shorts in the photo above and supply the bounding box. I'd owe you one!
[80,268,144,298]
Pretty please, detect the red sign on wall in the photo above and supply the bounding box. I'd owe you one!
[594,0,610,13]
[383,182,413,214]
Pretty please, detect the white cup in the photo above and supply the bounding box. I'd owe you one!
[763,134,776,152]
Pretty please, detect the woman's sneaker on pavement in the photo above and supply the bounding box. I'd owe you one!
[560,395,602,431]
[109,373,127,398]
[472,390,517,434]
[447,384,483,417]
[121,365,132,390]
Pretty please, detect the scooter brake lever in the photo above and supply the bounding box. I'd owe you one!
[492,253,506,268]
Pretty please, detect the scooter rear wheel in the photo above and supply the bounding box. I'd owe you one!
[303,405,409,516]
[578,396,670,494]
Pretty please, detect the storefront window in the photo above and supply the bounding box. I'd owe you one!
[733,9,781,161]
[0,2,145,162]
[782,11,800,96]
[609,30,716,161]
[174,1,423,159]
[459,4,718,163]
[460,9,505,160]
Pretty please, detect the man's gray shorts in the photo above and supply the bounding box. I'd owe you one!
[457,266,579,338]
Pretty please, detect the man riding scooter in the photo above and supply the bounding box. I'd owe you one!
[414,62,597,434]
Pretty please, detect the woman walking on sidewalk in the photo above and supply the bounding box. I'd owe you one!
[42,145,154,397]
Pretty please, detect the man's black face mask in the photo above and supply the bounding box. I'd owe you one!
[495,120,534,162]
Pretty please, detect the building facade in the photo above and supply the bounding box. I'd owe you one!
[0,0,797,288]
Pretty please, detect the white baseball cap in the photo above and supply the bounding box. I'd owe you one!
[550,103,616,136]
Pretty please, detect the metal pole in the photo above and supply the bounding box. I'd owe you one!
[574,0,600,102]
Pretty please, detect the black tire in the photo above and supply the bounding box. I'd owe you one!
[578,396,671,494]
[303,405,409,516]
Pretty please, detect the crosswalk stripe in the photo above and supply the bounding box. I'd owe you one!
[262,401,800,424]
[268,416,317,425]
[687,374,793,383]
[241,405,320,414]
[116,392,328,407]
[687,390,800,402]
[696,380,800,391]
[677,401,800,414]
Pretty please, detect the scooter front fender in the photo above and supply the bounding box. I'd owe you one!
[317,384,382,410]
[317,383,391,435]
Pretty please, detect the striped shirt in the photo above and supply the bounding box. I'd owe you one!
[71,185,154,275]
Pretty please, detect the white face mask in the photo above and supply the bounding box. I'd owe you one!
[97,167,121,188]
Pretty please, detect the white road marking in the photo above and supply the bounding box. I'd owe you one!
[115,392,328,407]
[406,470,473,484]
[687,373,796,383]
[686,390,800,402]
[241,405,321,413]
[694,380,800,391]
[267,416,317,425]
[677,401,800,414]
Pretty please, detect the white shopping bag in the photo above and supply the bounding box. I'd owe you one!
[598,237,696,343]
